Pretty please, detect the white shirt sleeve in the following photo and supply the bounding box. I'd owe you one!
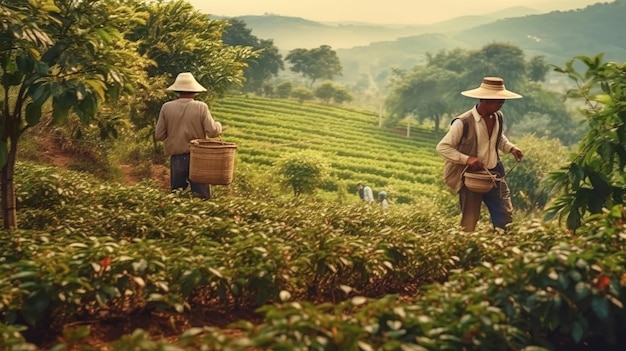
[436,119,470,165]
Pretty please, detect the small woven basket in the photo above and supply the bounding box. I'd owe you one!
[463,170,497,193]
[189,139,237,185]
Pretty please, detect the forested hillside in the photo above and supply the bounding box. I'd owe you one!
[455,1,626,65]
[234,1,625,84]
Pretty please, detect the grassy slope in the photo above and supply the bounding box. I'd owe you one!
[212,95,452,204]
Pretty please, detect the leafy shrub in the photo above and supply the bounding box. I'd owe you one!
[275,150,330,197]
[503,134,570,211]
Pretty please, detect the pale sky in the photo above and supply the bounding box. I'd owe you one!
[188,0,607,24]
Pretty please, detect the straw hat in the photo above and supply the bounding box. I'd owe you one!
[461,77,522,99]
[166,72,207,93]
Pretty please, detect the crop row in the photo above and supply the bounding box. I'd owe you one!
[4,162,626,350]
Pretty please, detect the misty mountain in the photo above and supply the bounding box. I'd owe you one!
[231,6,540,50]
[227,1,625,85]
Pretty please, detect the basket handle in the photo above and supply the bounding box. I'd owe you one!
[191,136,228,146]
[462,165,498,183]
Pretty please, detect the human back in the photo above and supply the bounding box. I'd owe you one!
[157,99,220,155]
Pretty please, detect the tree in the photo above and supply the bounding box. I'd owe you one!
[222,18,284,94]
[291,87,314,104]
[125,0,255,148]
[388,42,572,139]
[427,43,530,127]
[285,45,342,89]
[0,0,146,229]
[313,82,335,103]
[312,81,353,105]
[332,87,353,104]
[275,81,293,98]
[276,151,329,197]
[544,54,626,231]
[385,67,458,132]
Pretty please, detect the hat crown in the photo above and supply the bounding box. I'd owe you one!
[480,77,506,91]
[166,72,207,93]
[460,76,522,99]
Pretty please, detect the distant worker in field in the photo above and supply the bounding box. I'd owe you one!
[356,183,374,203]
[436,77,524,232]
[377,191,389,208]
[155,72,223,200]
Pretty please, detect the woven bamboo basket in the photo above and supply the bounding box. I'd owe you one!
[189,139,237,185]
[463,170,497,193]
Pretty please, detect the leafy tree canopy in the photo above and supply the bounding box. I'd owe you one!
[0,0,148,228]
[285,45,342,89]
[385,42,575,142]
[544,54,626,231]
[124,0,256,141]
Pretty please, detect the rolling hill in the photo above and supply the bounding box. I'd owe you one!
[228,6,539,50]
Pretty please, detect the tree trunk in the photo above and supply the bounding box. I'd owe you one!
[1,109,21,229]
[1,142,18,229]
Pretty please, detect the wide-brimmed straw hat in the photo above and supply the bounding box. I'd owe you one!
[166,72,207,93]
[461,77,522,99]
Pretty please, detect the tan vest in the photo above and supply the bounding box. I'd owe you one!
[442,111,502,193]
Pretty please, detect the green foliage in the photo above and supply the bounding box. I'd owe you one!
[386,66,459,132]
[275,150,330,197]
[0,0,144,144]
[125,0,255,142]
[313,81,335,103]
[313,81,353,105]
[2,161,626,349]
[290,86,314,104]
[275,81,293,98]
[388,42,574,139]
[544,55,626,230]
[0,0,148,228]
[503,134,570,211]
[285,45,343,88]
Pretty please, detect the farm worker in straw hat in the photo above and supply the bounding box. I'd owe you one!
[155,72,223,200]
[436,77,524,232]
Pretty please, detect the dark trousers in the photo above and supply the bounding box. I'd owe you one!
[459,180,513,232]
[170,153,210,200]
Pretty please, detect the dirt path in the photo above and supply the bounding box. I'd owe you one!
[34,132,170,190]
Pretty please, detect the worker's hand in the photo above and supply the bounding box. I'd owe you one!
[511,147,523,162]
[466,157,484,170]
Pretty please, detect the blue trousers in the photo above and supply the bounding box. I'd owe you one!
[170,153,210,199]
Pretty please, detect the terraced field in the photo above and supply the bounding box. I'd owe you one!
[212,96,450,203]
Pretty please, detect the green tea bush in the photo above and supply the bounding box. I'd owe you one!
[503,134,570,212]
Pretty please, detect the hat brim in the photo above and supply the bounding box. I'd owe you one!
[166,86,206,93]
[461,88,522,99]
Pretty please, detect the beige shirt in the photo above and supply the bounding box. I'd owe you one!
[155,98,222,155]
[436,106,516,169]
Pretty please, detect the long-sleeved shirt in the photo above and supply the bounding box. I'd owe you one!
[155,98,222,155]
[436,106,516,170]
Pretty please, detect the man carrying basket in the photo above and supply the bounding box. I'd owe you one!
[436,77,524,232]
[155,72,223,200]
